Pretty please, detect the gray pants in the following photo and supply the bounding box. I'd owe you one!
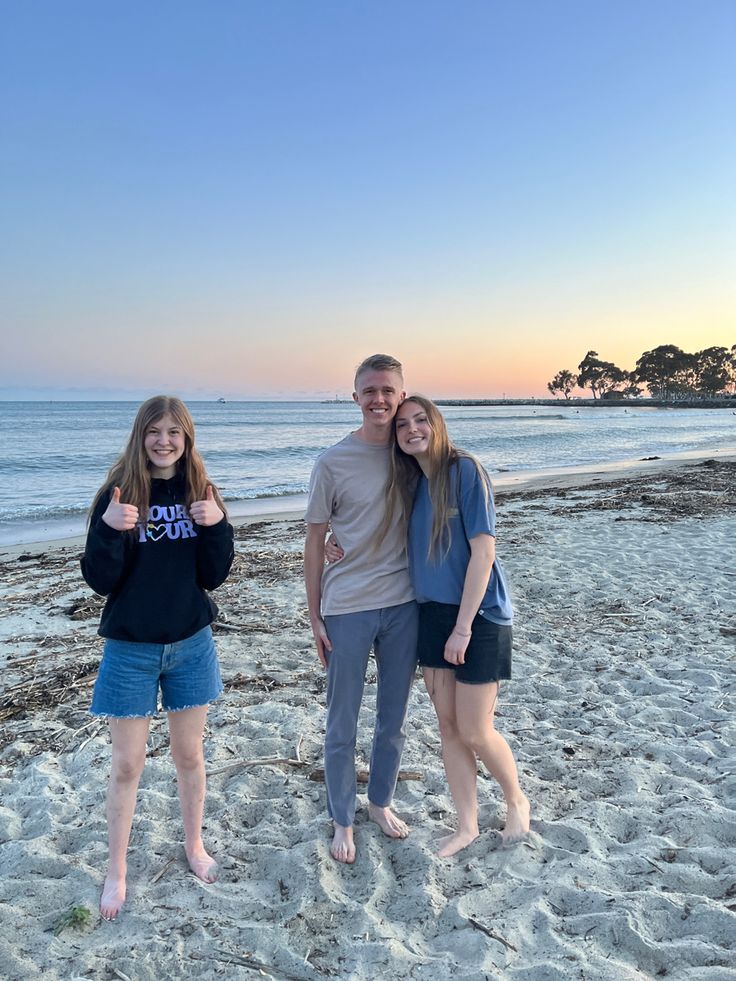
[323,601,418,827]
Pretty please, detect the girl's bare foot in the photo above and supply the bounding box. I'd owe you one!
[186,845,218,883]
[367,803,409,839]
[331,823,356,863]
[437,829,479,858]
[100,874,126,921]
[501,793,531,844]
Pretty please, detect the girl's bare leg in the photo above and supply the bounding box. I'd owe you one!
[423,668,481,857]
[455,682,530,842]
[168,705,217,882]
[102,716,151,920]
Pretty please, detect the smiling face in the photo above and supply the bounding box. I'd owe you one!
[352,368,406,442]
[144,412,186,478]
[395,399,433,463]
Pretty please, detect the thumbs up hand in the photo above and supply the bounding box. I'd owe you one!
[102,486,139,531]
[190,485,224,527]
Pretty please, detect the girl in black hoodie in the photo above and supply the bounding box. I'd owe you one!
[82,395,234,921]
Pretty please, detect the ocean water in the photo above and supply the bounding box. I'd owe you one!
[1,400,734,545]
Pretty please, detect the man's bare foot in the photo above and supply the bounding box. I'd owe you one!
[501,793,531,844]
[368,803,409,839]
[100,873,126,921]
[331,823,356,864]
[437,829,479,858]
[186,844,218,883]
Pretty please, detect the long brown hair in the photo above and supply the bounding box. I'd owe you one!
[382,395,490,558]
[89,395,227,524]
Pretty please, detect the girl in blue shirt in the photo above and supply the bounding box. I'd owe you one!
[389,396,530,856]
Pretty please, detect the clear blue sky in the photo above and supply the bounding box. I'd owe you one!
[2,0,734,399]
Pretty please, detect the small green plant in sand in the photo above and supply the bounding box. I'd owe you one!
[53,905,93,936]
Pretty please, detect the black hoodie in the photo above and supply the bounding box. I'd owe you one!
[81,473,235,644]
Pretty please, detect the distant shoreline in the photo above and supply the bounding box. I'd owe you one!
[321,397,735,408]
[0,397,732,407]
[434,398,735,409]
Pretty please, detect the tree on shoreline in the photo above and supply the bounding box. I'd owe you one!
[636,345,706,398]
[547,369,578,399]
[635,345,684,398]
[695,346,734,396]
[577,351,628,399]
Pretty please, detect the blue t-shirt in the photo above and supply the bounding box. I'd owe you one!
[407,456,513,626]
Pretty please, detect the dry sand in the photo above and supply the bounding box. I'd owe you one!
[0,456,734,980]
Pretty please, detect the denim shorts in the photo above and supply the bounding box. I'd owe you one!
[417,601,512,685]
[90,625,223,718]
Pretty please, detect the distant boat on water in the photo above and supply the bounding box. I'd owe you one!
[216,397,227,403]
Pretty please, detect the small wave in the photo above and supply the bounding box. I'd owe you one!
[0,483,313,520]
[221,484,309,501]
[0,502,90,522]
[201,445,330,461]
[487,413,567,421]
[0,452,118,473]
[196,413,353,428]
[444,413,568,422]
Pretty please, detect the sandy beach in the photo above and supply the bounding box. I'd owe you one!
[0,453,734,980]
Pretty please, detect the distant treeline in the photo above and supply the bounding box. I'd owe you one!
[548,345,736,400]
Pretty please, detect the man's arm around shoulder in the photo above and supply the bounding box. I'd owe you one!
[304,522,333,668]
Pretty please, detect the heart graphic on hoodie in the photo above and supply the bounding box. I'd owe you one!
[146,523,168,542]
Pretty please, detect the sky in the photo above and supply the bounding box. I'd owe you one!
[1,0,734,400]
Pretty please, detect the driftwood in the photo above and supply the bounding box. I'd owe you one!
[190,948,309,980]
[466,916,518,952]
[1,660,99,718]
[150,857,176,885]
[308,768,423,784]
[206,757,424,784]
[206,757,310,778]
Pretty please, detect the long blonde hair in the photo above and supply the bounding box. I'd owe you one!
[89,395,227,524]
[382,395,490,558]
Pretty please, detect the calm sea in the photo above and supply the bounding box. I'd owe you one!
[1,400,734,545]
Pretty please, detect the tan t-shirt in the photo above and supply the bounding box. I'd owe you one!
[305,433,414,616]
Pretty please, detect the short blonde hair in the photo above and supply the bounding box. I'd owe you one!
[354,354,403,390]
